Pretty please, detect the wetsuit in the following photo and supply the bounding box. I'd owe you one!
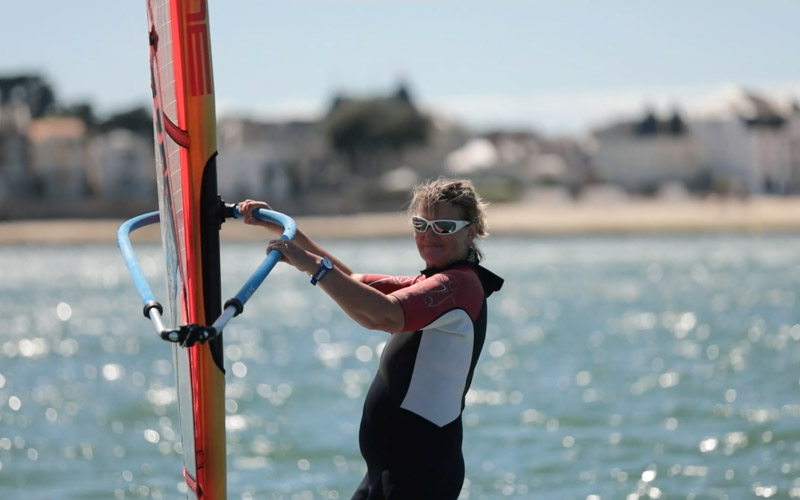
[352,261,503,500]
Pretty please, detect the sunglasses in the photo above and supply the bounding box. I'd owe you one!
[411,216,471,235]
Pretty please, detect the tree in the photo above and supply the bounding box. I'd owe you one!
[324,85,429,177]
[60,102,97,130]
[98,107,153,135]
[0,74,56,118]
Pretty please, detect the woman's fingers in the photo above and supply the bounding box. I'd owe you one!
[268,239,287,251]
[238,200,273,226]
[267,240,315,274]
[266,239,289,264]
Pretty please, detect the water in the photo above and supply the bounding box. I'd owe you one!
[1,233,799,500]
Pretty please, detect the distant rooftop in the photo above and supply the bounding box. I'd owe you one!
[694,85,786,127]
[28,117,86,143]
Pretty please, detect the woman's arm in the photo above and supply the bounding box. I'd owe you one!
[238,200,397,329]
[290,229,358,278]
[266,239,405,333]
[318,266,404,333]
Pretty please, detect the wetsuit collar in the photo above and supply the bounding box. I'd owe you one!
[421,260,504,297]
[421,259,470,278]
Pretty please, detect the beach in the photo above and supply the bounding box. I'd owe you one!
[0,197,798,244]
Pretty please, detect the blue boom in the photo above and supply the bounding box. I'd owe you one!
[117,206,296,345]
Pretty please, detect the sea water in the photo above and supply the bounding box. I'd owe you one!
[0,233,799,499]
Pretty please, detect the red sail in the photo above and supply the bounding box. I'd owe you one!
[146,0,225,498]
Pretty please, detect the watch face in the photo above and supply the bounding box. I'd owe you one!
[322,257,333,269]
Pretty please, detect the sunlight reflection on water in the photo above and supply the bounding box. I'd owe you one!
[0,235,799,498]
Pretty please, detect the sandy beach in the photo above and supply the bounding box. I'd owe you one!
[0,197,798,244]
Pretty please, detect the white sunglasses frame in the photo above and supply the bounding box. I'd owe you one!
[411,216,471,235]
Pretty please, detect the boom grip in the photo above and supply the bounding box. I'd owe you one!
[117,206,297,342]
[220,206,297,318]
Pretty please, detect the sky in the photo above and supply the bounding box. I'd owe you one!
[2,1,799,136]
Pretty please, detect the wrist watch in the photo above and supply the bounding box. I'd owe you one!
[310,256,334,285]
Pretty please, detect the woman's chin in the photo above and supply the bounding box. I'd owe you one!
[419,255,437,267]
[420,252,447,268]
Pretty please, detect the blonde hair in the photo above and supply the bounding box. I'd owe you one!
[408,177,489,262]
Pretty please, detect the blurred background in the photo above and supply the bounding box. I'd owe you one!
[0,1,799,220]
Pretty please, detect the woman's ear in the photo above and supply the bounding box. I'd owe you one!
[466,225,478,244]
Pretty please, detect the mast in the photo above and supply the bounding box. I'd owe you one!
[146,1,225,497]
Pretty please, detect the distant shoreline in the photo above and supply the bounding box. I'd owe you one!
[1,197,798,244]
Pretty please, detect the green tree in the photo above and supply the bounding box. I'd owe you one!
[0,74,56,118]
[60,102,97,129]
[324,85,429,177]
[98,107,153,135]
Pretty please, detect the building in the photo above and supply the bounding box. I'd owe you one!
[781,101,800,192]
[442,129,593,201]
[0,101,33,200]
[590,110,705,194]
[693,86,794,195]
[27,117,89,200]
[86,128,155,202]
[217,117,336,212]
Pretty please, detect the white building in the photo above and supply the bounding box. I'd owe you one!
[591,112,705,193]
[401,112,473,180]
[693,86,794,195]
[216,117,332,204]
[86,128,155,201]
[27,117,89,200]
[786,103,800,192]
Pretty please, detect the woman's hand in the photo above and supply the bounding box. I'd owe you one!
[238,199,283,233]
[267,239,318,275]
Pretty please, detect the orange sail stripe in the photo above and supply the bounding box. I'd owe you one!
[146,0,225,498]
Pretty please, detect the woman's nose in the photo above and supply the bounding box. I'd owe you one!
[420,227,439,239]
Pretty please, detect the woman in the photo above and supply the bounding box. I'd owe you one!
[239,177,503,500]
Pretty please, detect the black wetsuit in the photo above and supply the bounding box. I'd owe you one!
[352,261,503,500]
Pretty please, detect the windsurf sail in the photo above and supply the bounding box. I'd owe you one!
[145,0,223,497]
[116,2,297,499]
[118,207,295,498]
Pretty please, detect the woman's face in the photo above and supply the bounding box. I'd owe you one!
[413,202,476,269]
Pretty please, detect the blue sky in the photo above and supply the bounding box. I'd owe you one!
[2,1,799,135]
